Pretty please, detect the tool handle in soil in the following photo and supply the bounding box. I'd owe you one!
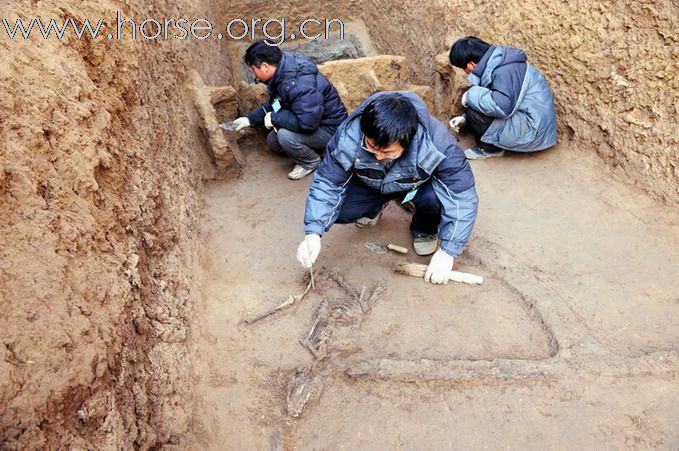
[305,235,316,290]
[386,243,408,254]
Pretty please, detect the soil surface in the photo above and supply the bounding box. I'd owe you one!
[188,136,679,449]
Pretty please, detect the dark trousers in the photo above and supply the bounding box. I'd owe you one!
[267,126,336,169]
[464,108,504,152]
[335,177,441,236]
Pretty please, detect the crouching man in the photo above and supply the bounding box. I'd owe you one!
[448,36,558,160]
[296,91,479,284]
[231,40,348,179]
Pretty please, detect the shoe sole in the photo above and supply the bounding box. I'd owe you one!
[355,214,381,228]
[288,167,318,180]
[464,150,505,160]
[413,243,438,256]
[413,236,438,256]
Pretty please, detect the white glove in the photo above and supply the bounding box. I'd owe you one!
[461,91,469,108]
[264,112,274,130]
[233,116,250,131]
[296,234,321,268]
[448,115,466,133]
[424,249,455,284]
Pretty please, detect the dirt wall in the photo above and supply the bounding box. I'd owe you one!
[0,1,212,448]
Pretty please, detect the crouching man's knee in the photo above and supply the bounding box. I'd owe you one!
[276,129,302,149]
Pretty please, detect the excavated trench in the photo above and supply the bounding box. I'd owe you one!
[1,0,677,449]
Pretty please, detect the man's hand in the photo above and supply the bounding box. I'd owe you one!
[233,117,251,131]
[461,91,469,108]
[296,234,321,268]
[448,115,466,133]
[264,112,274,130]
[424,249,455,284]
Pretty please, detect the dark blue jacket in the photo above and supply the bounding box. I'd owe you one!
[304,91,479,257]
[247,52,348,133]
[466,46,558,151]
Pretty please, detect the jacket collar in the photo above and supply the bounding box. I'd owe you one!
[267,52,289,94]
[468,45,495,85]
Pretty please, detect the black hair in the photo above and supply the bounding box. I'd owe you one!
[244,40,282,67]
[449,36,491,68]
[359,94,418,149]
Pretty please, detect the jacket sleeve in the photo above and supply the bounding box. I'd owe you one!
[465,62,526,118]
[304,135,353,235]
[271,109,302,132]
[246,101,272,127]
[432,182,478,256]
[272,82,325,133]
[430,125,479,256]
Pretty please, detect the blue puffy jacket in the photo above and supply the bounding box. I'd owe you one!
[247,52,348,133]
[304,91,479,257]
[466,46,558,151]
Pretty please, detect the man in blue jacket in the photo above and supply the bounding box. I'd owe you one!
[448,36,558,160]
[231,41,348,179]
[296,92,479,284]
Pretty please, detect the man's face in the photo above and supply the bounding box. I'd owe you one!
[251,63,276,82]
[363,136,405,161]
[464,61,478,75]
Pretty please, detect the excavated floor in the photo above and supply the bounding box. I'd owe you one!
[188,135,679,449]
[188,27,678,449]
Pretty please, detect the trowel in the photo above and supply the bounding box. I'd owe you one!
[363,241,408,255]
[218,122,240,132]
